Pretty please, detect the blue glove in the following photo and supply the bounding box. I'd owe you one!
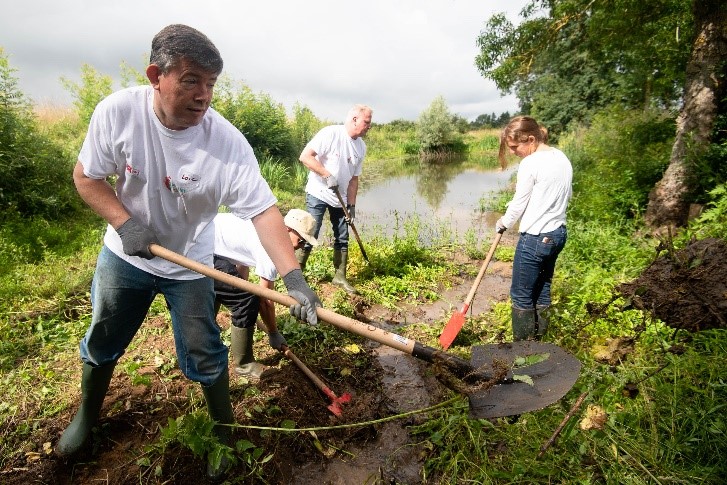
[346,204,355,223]
[282,269,321,326]
[116,218,159,259]
[268,331,287,350]
[324,175,338,190]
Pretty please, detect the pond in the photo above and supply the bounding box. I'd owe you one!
[353,156,518,244]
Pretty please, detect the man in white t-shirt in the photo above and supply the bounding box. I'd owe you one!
[213,209,319,380]
[299,104,373,295]
[58,24,321,479]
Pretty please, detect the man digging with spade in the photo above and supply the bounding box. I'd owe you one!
[59,24,321,480]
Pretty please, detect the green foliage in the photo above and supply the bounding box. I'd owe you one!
[61,64,113,126]
[476,0,693,135]
[416,95,465,153]
[685,183,727,240]
[213,77,296,160]
[0,51,81,221]
[364,120,418,160]
[470,111,513,129]
[289,102,324,155]
[560,108,674,223]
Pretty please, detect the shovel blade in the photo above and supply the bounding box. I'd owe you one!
[439,312,466,350]
[467,341,581,418]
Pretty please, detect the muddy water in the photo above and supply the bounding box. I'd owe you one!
[292,159,517,484]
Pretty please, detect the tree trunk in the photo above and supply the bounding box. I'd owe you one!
[644,0,727,229]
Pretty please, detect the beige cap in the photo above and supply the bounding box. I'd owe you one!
[284,209,319,247]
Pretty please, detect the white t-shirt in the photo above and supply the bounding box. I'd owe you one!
[500,147,572,235]
[304,124,365,206]
[213,213,278,281]
[79,85,277,280]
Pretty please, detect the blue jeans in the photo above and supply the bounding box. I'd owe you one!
[79,246,227,386]
[510,226,567,310]
[305,193,349,251]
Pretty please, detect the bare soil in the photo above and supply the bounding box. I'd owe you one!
[4,235,725,484]
[617,238,727,332]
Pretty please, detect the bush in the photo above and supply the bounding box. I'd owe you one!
[416,95,464,154]
[0,51,81,221]
[213,78,296,161]
[560,107,674,223]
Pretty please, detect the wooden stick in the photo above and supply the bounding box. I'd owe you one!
[537,391,588,459]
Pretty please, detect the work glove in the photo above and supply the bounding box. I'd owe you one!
[268,331,287,351]
[346,204,355,224]
[116,218,159,259]
[495,218,507,234]
[324,174,339,190]
[282,269,322,326]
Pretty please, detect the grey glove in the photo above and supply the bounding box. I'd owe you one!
[268,331,287,350]
[324,174,338,190]
[346,204,355,223]
[282,269,321,326]
[495,218,507,233]
[116,218,159,259]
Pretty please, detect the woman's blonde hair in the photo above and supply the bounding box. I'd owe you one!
[498,116,548,168]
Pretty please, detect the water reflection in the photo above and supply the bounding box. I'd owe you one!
[356,157,518,244]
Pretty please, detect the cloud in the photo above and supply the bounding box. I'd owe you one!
[1,0,526,122]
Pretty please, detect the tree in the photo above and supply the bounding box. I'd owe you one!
[644,0,727,228]
[416,95,459,152]
[475,0,693,135]
[475,0,727,228]
[61,64,113,126]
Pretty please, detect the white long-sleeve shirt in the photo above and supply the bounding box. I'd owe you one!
[501,147,572,235]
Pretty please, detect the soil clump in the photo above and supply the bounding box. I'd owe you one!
[617,237,727,332]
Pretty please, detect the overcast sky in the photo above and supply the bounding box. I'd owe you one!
[1,0,527,123]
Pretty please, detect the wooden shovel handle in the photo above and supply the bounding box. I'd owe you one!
[149,244,414,354]
[463,232,503,306]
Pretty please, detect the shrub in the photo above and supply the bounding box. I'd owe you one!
[213,78,296,160]
[416,95,465,154]
[560,107,674,223]
[0,51,81,221]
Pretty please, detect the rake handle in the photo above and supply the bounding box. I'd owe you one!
[332,187,369,263]
[282,346,336,399]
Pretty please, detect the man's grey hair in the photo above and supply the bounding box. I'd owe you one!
[150,24,223,74]
[346,104,372,121]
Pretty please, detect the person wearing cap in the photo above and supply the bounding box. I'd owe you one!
[299,104,373,295]
[213,209,319,379]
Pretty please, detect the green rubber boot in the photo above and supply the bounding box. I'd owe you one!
[56,361,116,456]
[202,371,235,480]
[536,305,553,338]
[230,325,275,380]
[332,249,358,295]
[511,307,537,341]
[295,248,311,272]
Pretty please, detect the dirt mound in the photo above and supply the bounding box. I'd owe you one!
[617,238,727,332]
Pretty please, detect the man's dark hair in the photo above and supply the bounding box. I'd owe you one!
[150,24,223,74]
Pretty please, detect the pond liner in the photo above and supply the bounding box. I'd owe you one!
[150,244,582,418]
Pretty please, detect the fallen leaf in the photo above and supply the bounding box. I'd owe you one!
[579,404,607,430]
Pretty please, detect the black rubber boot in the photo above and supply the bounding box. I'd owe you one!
[536,305,553,338]
[202,371,235,480]
[295,248,311,272]
[56,361,116,456]
[230,325,275,380]
[511,307,537,341]
[332,249,358,295]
